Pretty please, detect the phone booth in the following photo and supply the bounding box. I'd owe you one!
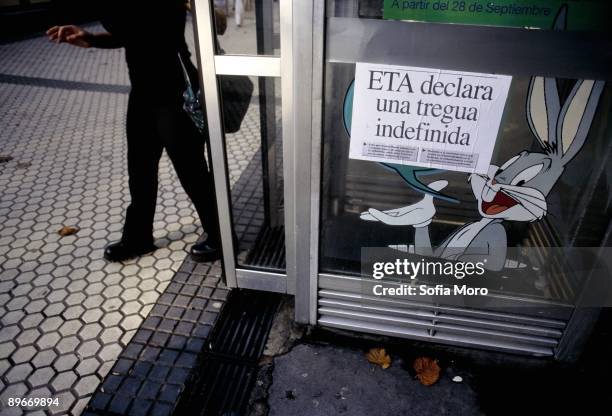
[192,0,611,361]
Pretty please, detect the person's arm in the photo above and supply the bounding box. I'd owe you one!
[46,25,122,49]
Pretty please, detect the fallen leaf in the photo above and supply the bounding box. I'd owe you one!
[0,155,13,163]
[16,162,31,169]
[413,357,441,386]
[366,348,391,369]
[58,226,79,236]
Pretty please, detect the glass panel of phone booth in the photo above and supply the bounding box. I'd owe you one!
[319,1,611,313]
[212,0,280,56]
[219,76,286,272]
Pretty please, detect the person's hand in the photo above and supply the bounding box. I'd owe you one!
[46,25,92,48]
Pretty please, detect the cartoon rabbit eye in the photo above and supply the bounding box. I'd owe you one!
[510,164,543,186]
[499,155,520,171]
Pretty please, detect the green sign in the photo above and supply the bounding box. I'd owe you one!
[383,0,609,31]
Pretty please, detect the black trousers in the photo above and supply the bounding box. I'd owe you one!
[122,90,220,245]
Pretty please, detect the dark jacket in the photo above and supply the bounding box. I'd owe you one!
[99,1,196,102]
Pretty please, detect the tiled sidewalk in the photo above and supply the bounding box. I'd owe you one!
[84,141,269,415]
[0,20,260,416]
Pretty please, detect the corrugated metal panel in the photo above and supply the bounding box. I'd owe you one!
[318,275,569,357]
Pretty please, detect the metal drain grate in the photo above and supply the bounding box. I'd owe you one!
[245,226,286,271]
[174,289,281,416]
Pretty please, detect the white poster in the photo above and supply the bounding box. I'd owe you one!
[349,63,512,174]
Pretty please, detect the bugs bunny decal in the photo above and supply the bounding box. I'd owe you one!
[361,74,605,271]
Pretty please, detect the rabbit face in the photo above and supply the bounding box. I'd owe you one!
[468,75,604,223]
[469,151,563,222]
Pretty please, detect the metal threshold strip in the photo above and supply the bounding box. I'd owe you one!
[318,316,554,357]
[174,289,281,416]
[318,307,559,347]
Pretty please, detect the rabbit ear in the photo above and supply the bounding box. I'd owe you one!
[526,76,560,152]
[556,79,605,164]
[552,4,567,31]
[524,5,568,153]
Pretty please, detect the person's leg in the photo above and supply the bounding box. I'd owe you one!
[235,0,243,26]
[153,105,221,258]
[123,92,165,244]
[105,92,163,261]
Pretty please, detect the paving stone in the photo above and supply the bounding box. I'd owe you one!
[101,311,123,327]
[56,336,80,355]
[31,349,58,368]
[50,371,79,393]
[1,310,25,326]
[119,315,143,332]
[53,353,79,372]
[28,366,56,388]
[74,375,100,397]
[0,382,28,405]
[53,390,76,414]
[138,380,162,401]
[99,344,123,362]
[149,332,170,348]
[129,399,153,416]
[36,332,61,350]
[108,394,132,414]
[78,323,103,341]
[57,320,82,338]
[0,342,17,359]
[62,305,86,320]
[78,340,102,358]
[42,302,65,317]
[150,402,173,416]
[89,392,112,411]
[76,357,101,377]
[72,398,91,416]
[10,346,37,364]
[175,352,197,368]
[100,327,123,345]
[40,316,63,332]
[158,383,182,404]
[5,363,34,384]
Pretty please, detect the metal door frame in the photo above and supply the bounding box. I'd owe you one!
[190,0,320,323]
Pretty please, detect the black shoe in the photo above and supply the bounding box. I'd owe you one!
[190,239,221,263]
[104,240,157,262]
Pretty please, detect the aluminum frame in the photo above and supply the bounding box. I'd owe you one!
[307,0,326,324]
[214,55,281,77]
[326,17,612,79]
[286,0,325,324]
[236,269,287,293]
[191,0,302,298]
[192,0,237,287]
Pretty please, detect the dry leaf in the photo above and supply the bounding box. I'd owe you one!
[366,348,391,369]
[58,226,79,236]
[0,155,13,163]
[413,357,441,386]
